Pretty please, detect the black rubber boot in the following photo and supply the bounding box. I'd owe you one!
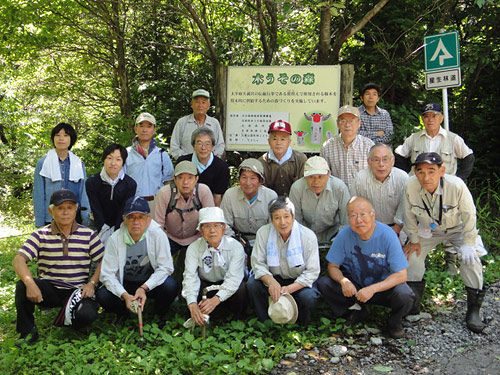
[407,281,426,315]
[465,287,486,333]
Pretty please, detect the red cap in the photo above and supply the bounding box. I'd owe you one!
[268,120,292,135]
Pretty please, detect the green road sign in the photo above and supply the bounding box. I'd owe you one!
[424,31,460,72]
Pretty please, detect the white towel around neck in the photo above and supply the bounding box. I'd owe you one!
[39,149,84,182]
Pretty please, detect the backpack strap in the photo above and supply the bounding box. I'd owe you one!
[165,183,202,222]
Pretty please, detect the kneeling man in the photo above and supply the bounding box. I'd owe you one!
[97,196,178,320]
[182,207,247,326]
[318,196,414,338]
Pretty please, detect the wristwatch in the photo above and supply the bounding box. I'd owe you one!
[89,280,97,287]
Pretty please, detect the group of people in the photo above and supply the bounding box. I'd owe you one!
[13,85,487,345]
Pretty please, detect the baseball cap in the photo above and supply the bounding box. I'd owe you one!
[304,156,330,177]
[337,105,360,118]
[414,152,443,166]
[192,89,210,99]
[238,158,264,180]
[174,161,198,176]
[421,103,442,115]
[123,196,150,216]
[135,112,156,126]
[267,120,292,135]
[50,189,78,206]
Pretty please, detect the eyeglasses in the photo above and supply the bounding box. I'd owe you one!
[195,141,213,148]
[370,157,392,164]
[202,223,224,230]
[348,212,372,220]
[338,119,358,126]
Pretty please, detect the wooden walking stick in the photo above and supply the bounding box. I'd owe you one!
[130,300,144,341]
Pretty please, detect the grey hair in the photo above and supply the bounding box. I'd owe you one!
[368,143,394,159]
[268,196,295,217]
[191,127,216,146]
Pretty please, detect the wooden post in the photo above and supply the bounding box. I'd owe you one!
[340,64,355,106]
[215,65,228,133]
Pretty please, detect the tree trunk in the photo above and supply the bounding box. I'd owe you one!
[318,4,332,65]
[340,64,355,106]
[111,0,132,118]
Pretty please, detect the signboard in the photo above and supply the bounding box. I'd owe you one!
[226,66,341,152]
[424,31,460,71]
[425,68,461,89]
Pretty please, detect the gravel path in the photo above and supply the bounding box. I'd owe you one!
[269,281,500,375]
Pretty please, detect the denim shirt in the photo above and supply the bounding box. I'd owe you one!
[33,153,90,227]
[124,145,174,197]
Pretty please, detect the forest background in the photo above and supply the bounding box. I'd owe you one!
[0,1,499,374]
[0,0,499,214]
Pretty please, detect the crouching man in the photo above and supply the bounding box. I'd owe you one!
[403,152,487,333]
[97,196,178,321]
[318,197,414,338]
[182,207,247,326]
[13,189,104,344]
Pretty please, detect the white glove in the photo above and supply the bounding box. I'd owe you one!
[459,245,480,265]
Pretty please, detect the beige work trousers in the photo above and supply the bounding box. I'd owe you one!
[407,230,483,289]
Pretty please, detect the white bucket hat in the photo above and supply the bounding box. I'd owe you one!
[197,207,226,231]
[268,294,298,324]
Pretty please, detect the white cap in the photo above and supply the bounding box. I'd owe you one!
[135,112,156,126]
[192,89,210,99]
[197,207,226,230]
[268,294,298,324]
[304,156,330,177]
[337,105,360,119]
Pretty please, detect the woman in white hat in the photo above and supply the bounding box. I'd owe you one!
[247,197,320,324]
[182,207,247,326]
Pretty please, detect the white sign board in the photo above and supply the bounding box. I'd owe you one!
[425,68,461,90]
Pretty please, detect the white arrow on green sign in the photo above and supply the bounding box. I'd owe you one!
[424,31,460,72]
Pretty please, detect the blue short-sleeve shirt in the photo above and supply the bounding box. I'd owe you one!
[326,222,408,287]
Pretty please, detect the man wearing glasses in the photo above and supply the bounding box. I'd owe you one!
[351,144,408,237]
[177,128,230,207]
[318,196,414,338]
[320,105,375,189]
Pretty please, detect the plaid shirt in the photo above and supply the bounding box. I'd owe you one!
[358,105,393,144]
[320,134,374,189]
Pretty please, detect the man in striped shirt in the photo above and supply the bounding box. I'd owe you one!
[13,189,104,344]
[320,105,375,189]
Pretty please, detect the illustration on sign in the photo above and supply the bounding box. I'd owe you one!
[303,113,331,144]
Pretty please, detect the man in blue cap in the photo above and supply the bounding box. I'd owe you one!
[97,196,178,322]
[395,103,474,179]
